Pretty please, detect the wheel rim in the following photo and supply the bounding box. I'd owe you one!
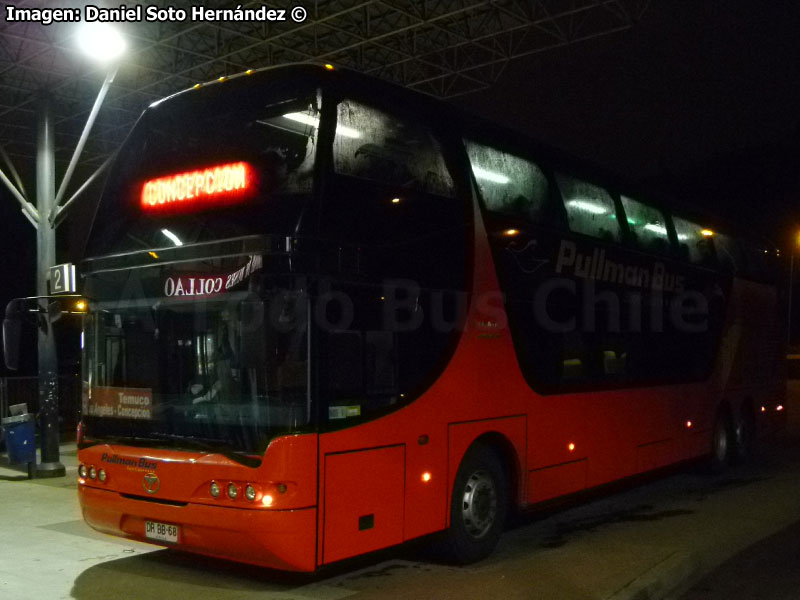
[461,470,498,539]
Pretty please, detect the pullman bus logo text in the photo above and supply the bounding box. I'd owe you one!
[101,453,158,471]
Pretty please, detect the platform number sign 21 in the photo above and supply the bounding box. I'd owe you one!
[49,263,76,295]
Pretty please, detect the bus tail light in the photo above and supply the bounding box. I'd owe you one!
[203,480,291,505]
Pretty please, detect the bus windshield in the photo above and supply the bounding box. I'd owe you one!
[86,86,320,257]
[81,252,310,458]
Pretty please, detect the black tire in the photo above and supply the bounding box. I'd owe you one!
[442,445,508,564]
[708,409,734,473]
[732,406,756,464]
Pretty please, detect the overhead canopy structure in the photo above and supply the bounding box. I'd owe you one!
[0,0,649,174]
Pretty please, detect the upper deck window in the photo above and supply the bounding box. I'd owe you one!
[464,141,548,223]
[672,217,715,264]
[555,174,620,241]
[620,196,671,254]
[333,100,454,197]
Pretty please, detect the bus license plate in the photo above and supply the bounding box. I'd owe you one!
[145,521,179,544]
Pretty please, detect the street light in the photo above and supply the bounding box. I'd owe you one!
[76,23,127,63]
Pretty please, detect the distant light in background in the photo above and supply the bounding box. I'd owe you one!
[503,229,519,237]
[77,23,126,63]
[700,229,714,237]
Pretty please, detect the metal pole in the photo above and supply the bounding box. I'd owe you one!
[0,144,28,199]
[52,151,115,227]
[35,99,65,478]
[0,166,36,218]
[51,66,118,221]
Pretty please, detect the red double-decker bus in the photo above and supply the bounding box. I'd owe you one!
[75,64,785,571]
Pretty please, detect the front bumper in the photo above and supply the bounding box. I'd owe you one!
[79,485,317,571]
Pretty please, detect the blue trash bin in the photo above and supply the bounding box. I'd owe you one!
[1,414,36,464]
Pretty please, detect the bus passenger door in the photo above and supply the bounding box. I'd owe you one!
[322,445,405,564]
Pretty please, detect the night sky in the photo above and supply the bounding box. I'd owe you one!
[2,0,800,373]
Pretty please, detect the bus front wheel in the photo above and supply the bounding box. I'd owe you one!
[443,446,507,564]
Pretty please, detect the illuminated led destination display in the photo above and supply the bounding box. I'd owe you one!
[140,161,254,211]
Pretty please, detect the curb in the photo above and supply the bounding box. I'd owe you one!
[606,551,700,600]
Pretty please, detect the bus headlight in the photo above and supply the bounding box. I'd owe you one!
[98,469,107,482]
[89,466,97,480]
[227,483,238,499]
[245,485,256,502]
[78,465,88,478]
[210,481,220,498]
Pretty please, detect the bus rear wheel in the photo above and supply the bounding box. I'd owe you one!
[732,406,756,464]
[709,409,734,472]
[443,446,507,564]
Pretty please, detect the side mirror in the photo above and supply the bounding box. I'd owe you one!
[2,295,85,371]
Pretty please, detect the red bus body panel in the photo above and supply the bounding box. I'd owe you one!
[77,434,318,571]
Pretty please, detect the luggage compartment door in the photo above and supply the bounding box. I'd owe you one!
[323,445,405,564]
